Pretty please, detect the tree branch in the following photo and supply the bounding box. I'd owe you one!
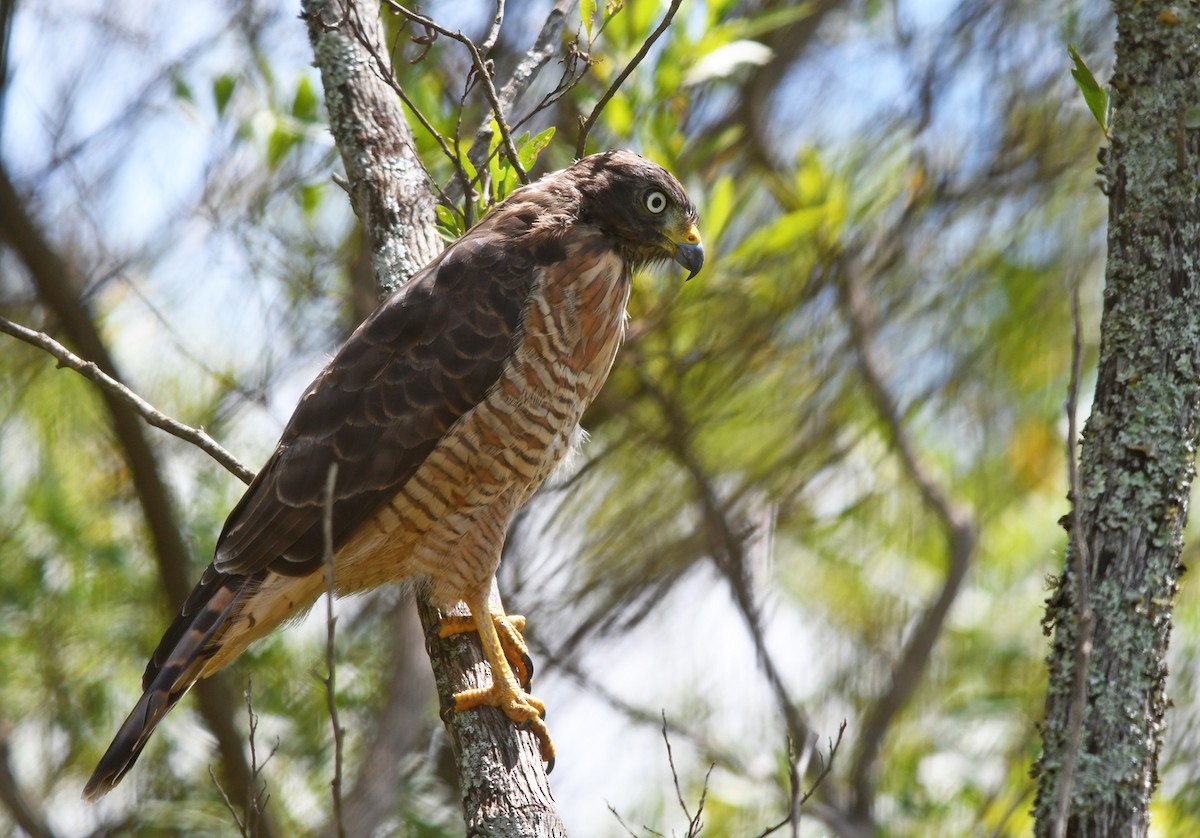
[0,315,254,484]
[303,0,441,296]
[1052,281,1093,838]
[835,254,978,827]
[575,0,684,158]
[384,1,529,184]
[0,728,55,838]
[319,464,347,838]
[456,0,574,199]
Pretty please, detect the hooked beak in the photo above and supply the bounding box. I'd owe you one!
[672,223,705,280]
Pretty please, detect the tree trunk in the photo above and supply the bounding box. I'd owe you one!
[1033,3,1200,835]
[301,1,565,834]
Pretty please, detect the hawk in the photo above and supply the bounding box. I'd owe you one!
[84,150,703,799]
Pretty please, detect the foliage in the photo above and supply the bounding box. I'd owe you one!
[4,0,1195,836]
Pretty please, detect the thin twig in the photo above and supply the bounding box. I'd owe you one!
[351,14,470,209]
[384,1,529,183]
[756,721,847,837]
[210,766,249,837]
[318,463,347,838]
[605,802,647,838]
[575,0,684,158]
[242,678,278,838]
[453,0,574,200]
[661,711,695,828]
[1053,281,1094,838]
[0,315,255,484]
[479,0,505,55]
[660,712,712,838]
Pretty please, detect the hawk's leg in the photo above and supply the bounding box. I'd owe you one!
[438,612,534,689]
[440,599,555,767]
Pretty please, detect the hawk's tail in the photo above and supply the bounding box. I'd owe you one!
[82,566,260,801]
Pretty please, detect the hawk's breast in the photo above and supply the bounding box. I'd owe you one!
[334,234,630,601]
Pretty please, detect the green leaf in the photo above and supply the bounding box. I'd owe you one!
[518,126,555,171]
[1068,45,1107,134]
[581,0,596,40]
[704,173,734,244]
[299,183,323,217]
[170,69,193,104]
[266,122,300,169]
[213,73,237,118]
[436,204,464,240]
[292,76,319,123]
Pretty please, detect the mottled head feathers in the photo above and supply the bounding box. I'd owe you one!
[508,150,705,279]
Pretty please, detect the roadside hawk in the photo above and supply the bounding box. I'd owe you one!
[83,150,703,799]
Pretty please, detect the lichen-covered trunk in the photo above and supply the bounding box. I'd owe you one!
[1032,4,1200,835]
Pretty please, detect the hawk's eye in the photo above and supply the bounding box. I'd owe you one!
[643,190,668,214]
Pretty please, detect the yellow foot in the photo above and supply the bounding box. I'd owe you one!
[438,608,556,770]
[453,677,555,767]
[438,612,534,689]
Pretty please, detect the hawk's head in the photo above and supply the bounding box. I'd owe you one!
[570,150,705,280]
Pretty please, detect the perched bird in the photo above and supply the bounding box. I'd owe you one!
[84,150,703,799]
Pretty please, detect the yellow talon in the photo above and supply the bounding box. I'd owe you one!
[440,602,555,766]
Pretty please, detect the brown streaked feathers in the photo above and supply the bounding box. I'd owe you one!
[84,150,703,800]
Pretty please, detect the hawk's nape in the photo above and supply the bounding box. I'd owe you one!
[84,150,703,800]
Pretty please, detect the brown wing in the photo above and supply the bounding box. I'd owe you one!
[220,229,539,579]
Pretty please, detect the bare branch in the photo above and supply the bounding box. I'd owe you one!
[756,721,847,838]
[303,0,441,295]
[456,0,574,197]
[836,254,978,821]
[1052,280,1094,838]
[350,17,472,212]
[209,682,279,838]
[575,0,684,158]
[209,766,249,838]
[0,728,56,838]
[662,714,690,825]
[0,159,272,836]
[605,801,645,838]
[317,463,347,838]
[242,680,277,838]
[384,1,529,184]
[479,0,505,55]
[0,315,255,484]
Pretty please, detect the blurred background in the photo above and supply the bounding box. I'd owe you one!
[2,0,1195,835]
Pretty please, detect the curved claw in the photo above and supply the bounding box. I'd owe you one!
[520,652,535,689]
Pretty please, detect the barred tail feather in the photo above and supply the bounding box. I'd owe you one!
[83,567,257,801]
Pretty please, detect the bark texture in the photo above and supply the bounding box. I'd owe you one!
[1033,4,1200,835]
[301,1,564,833]
[303,0,440,295]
